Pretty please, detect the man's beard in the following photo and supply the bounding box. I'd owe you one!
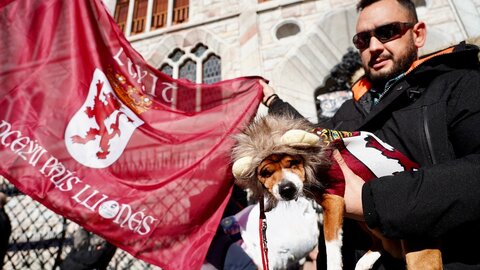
[365,41,418,86]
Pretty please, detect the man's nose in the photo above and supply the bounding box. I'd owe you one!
[368,36,384,51]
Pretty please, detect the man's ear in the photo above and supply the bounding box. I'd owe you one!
[413,21,427,48]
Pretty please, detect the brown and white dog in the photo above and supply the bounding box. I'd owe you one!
[231,114,442,270]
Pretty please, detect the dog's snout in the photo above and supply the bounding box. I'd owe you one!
[279,182,298,201]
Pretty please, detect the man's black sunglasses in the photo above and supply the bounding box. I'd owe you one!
[352,22,415,50]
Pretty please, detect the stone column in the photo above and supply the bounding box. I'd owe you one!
[167,0,174,27]
[145,0,154,33]
[125,0,136,37]
[238,0,263,76]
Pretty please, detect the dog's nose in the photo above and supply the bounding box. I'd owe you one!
[279,182,298,200]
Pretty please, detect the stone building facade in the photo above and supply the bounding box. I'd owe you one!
[103,0,480,122]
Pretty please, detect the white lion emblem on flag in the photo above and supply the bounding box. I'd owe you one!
[65,69,144,168]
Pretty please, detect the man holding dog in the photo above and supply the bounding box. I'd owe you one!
[261,0,480,268]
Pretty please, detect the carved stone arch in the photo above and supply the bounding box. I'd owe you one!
[146,33,185,68]
[271,6,358,122]
[182,28,226,56]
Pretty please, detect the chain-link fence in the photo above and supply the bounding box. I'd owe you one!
[0,176,162,270]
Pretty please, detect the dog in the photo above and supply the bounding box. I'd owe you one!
[231,114,442,270]
[232,196,322,269]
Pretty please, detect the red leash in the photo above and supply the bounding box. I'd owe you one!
[259,196,269,270]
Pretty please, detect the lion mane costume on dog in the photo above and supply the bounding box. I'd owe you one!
[231,114,331,211]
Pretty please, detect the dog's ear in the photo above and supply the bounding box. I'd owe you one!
[264,195,278,212]
[250,181,277,212]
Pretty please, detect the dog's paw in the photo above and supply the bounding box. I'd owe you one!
[280,129,320,146]
[232,156,254,179]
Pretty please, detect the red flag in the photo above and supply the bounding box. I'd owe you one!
[0,0,263,269]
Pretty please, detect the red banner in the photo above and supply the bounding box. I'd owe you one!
[0,0,262,269]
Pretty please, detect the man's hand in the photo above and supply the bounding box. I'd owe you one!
[259,80,276,106]
[332,150,365,221]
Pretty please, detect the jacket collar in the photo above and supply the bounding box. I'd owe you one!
[352,45,457,101]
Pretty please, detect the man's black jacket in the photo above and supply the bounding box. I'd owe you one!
[269,41,480,269]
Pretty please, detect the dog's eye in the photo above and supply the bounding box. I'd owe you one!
[259,169,273,178]
[288,159,301,167]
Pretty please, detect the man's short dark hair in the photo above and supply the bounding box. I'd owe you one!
[357,0,419,22]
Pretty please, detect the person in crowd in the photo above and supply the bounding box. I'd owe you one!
[0,192,11,269]
[60,227,117,270]
[205,185,257,270]
[260,0,480,268]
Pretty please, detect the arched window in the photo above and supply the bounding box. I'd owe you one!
[203,54,221,84]
[168,48,185,62]
[192,43,208,57]
[158,43,221,84]
[179,59,196,83]
[159,64,173,77]
[157,43,222,112]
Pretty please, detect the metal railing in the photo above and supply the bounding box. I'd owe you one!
[172,5,188,25]
[0,176,161,270]
[151,11,167,30]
